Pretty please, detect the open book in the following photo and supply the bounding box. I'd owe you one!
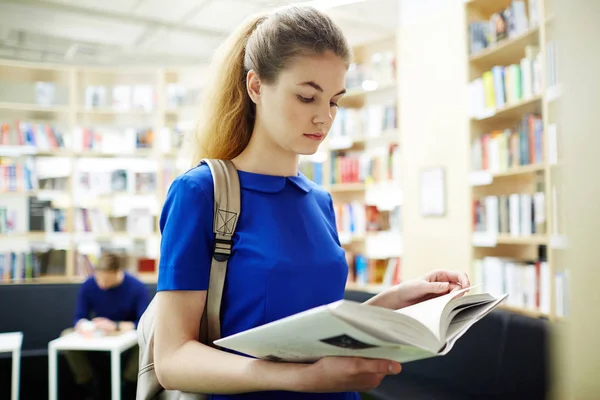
[214,287,508,363]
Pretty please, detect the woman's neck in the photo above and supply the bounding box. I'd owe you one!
[233,123,299,177]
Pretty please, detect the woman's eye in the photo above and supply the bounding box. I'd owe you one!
[298,95,314,103]
[330,101,339,108]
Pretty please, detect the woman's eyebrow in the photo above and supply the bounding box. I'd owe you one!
[298,81,346,96]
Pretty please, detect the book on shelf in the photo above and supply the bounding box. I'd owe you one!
[214,287,507,364]
[0,248,66,282]
[473,252,550,314]
[473,189,546,238]
[468,45,542,119]
[471,114,543,172]
[83,85,155,111]
[330,145,401,186]
[1,121,66,150]
[347,253,401,288]
[298,161,324,186]
[329,105,397,146]
[73,126,154,153]
[468,0,538,56]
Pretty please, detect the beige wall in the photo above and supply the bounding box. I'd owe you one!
[553,0,600,398]
[397,1,471,280]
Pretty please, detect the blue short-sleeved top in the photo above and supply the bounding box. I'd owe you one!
[157,163,360,400]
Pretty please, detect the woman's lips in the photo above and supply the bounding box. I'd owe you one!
[303,132,324,140]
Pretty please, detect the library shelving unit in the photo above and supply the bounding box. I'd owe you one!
[0,59,202,285]
[465,0,565,320]
[300,34,403,294]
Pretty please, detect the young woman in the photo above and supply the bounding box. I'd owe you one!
[154,5,469,400]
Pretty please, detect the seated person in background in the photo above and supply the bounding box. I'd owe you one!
[62,252,150,400]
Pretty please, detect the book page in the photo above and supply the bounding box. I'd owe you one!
[394,287,474,342]
[440,293,508,355]
[214,302,439,364]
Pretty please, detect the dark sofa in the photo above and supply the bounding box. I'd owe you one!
[0,284,549,399]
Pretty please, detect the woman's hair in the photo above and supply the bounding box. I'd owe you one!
[188,5,352,165]
[96,253,125,272]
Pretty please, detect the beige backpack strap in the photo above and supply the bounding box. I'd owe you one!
[200,159,240,346]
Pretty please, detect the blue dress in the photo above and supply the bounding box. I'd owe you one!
[157,164,361,400]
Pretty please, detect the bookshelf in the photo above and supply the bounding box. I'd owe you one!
[0,59,201,285]
[299,35,403,294]
[466,0,565,320]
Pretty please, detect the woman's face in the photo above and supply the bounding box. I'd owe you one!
[248,50,347,156]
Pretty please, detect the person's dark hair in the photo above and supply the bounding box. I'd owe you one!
[189,5,352,165]
[96,253,125,272]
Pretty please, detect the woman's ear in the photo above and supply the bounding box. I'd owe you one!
[246,69,261,104]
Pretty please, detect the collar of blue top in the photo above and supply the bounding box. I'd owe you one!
[237,169,313,194]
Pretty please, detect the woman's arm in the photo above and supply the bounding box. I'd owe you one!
[153,290,308,393]
[154,290,401,394]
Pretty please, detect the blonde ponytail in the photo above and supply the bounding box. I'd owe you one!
[189,13,267,165]
[188,6,351,166]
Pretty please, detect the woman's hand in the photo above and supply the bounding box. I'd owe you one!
[296,356,401,393]
[365,269,470,310]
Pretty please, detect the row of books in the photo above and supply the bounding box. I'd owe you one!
[75,208,156,237]
[329,106,397,145]
[468,0,539,55]
[77,170,157,195]
[0,197,62,233]
[0,158,36,192]
[333,202,401,236]
[330,145,401,185]
[473,254,550,313]
[38,177,69,191]
[472,114,544,171]
[0,248,66,282]
[473,192,546,237]
[84,85,154,111]
[346,253,401,287]
[345,51,396,91]
[75,126,154,152]
[299,161,324,186]
[468,46,542,118]
[0,121,67,149]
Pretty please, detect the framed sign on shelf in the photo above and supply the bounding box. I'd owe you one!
[419,166,446,217]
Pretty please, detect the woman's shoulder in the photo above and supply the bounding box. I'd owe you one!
[170,163,215,198]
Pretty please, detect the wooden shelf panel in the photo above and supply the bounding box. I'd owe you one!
[338,82,397,108]
[469,27,540,70]
[0,102,70,113]
[0,276,85,285]
[329,183,366,193]
[77,107,153,116]
[471,95,543,125]
[499,305,551,319]
[470,164,545,186]
[473,233,548,247]
[466,0,513,16]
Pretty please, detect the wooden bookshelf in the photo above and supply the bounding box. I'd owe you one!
[466,0,565,321]
[469,26,540,68]
[310,34,402,289]
[0,60,201,285]
[472,95,542,124]
[499,304,551,319]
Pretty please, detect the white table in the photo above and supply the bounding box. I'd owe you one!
[48,330,138,400]
[0,332,23,400]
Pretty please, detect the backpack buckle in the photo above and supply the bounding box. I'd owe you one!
[214,237,233,262]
